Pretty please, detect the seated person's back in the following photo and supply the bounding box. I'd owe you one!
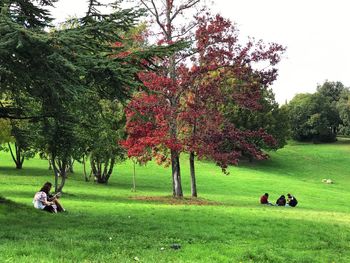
[260,193,269,204]
[276,195,286,206]
[287,193,298,207]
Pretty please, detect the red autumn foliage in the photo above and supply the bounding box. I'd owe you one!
[122,13,284,173]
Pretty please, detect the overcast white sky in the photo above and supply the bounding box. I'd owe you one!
[51,0,350,105]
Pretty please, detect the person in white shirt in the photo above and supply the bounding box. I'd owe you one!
[33,182,65,213]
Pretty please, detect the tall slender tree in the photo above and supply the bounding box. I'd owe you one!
[131,0,204,198]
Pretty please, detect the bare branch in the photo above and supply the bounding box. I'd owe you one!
[140,0,168,36]
[174,49,198,65]
[171,21,198,39]
[170,0,200,22]
[139,0,157,17]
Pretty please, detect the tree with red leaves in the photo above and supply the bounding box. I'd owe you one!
[178,14,285,196]
[123,2,285,198]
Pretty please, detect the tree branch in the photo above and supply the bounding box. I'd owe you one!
[170,0,200,22]
[171,21,198,39]
[8,143,17,165]
[0,114,51,120]
[140,0,168,37]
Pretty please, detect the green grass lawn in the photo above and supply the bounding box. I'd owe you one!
[1,140,350,262]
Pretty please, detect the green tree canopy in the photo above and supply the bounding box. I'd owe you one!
[224,88,289,152]
[286,92,339,142]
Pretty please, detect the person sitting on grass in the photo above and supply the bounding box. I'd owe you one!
[276,195,286,206]
[260,193,273,205]
[33,182,65,213]
[287,193,298,207]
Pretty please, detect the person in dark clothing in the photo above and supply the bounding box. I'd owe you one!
[276,195,286,206]
[260,193,272,205]
[287,193,298,207]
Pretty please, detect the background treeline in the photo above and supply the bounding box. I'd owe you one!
[283,81,350,143]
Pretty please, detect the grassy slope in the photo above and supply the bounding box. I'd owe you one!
[1,140,350,262]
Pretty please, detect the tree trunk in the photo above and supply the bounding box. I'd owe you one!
[51,158,68,193]
[68,158,74,173]
[171,150,183,198]
[189,151,197,198]
[8,143,24,169]
[91,157,115,184]
[52,159,59,193]
[83,155,92,182]
[56,169,67,193]
[189,117,198,197]
[132,160,136,192]
[169,122,183,198]
[15,144,23,169]
[48,159,52,170]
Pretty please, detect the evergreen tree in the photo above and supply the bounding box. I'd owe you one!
[1,0,182,191]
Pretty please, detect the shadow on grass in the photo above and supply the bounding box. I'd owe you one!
[287,137,350,146]
[129,195,224,206]
[0,166,51,177]
[0,195,34,213]
[231,157,297,178]
[1,189,233,208]
[106,180,170,193]
[335,137,350,145]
